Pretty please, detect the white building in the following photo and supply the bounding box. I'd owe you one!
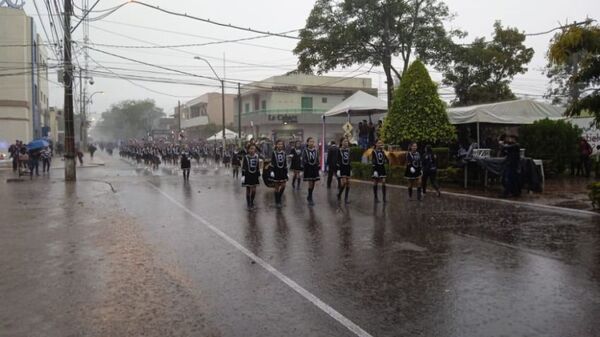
[0,6,50,150]
[237,74,377,142]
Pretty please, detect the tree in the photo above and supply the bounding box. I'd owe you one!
[381,60,455,145]
[95,99,165,140]
[520,119,581,174]
[441,22,534,107]
[293,0,461,108]
[547,22,600,124]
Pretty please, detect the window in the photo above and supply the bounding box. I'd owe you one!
[261,100,267,111]
[301,97,313,111]
[245,103,250,113]
[322,97,328,103]
[190,106,201,118]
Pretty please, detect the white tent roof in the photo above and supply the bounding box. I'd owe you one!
[207,128,238,141]
[323,90,387,117]
[447,99,565,125]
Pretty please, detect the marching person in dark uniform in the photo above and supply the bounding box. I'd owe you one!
[405,142,423,201]
[372,139,388,203]
[289,140,303,190]
[231,147,241,179]
[326,140,340,189]
[180,149,191,181]
[242,144,261,210]
[421,145,441,197]
[271,140,289,208]
[302,137,320,206]
[337,138,352,203]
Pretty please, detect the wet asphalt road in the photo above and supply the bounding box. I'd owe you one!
[1,152,600,337]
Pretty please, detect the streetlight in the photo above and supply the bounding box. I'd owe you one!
[193,56,226,149]
[81,91,104,148]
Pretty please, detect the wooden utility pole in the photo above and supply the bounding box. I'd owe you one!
[237,83,242,140]
[63,0,76,181]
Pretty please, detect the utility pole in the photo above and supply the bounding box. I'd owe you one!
[79,67,83,145]
[178,100,182,134]
[237,82,241,141]
[221,79,225,149]
[63,0,76,181]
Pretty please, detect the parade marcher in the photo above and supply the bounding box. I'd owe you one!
[223,149,232,169]
[372,139,388,203]
[302,137,320,206]
[41,147,52,173]
[326,140,340,189]
[336,138,352,203]
[271,140,289,208]
[242,144,261,210]
[405,142,423,201]
[421,145,441,197]
[231,147,241,179]
[289,140,303,190]
[181,150,191,181]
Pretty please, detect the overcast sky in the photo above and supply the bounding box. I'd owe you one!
[23,0,600,118]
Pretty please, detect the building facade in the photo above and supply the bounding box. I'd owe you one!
[236,74,377,143]
[178,92,236,140]
[0,6,50,150]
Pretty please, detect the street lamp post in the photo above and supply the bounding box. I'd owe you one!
[193,56,226,150]
[82,91,104,149]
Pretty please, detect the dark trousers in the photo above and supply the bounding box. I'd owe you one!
[42,159,51,172]
[12,158,18,172]
[502,168,521,197]
[422,171,439,193]
[327,168,339,188]
[581,155,592,177]
[29,159,39,176]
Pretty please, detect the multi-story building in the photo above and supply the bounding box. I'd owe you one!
[0,6,50,150]
[178,92,236,140]
[236,74,377,143]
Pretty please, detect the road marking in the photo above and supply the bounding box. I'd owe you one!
[351,179,599,218]
[148,183,374,337]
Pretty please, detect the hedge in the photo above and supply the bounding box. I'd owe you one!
[350,162,462,185]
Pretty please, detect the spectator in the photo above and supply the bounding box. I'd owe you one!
[578,138,593,178]
[8,140,19,172]
[368,121,376,147]
[326,140,340,189]
[500,135,521,198]
[28,148,41,178]
[88,144,97,159]
[76,149,84,166]
[41,147,52,173]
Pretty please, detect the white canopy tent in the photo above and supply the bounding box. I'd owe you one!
[447,99,566,144]
[324,90,388,118]
[206,128,238,141]
[321,90,388,170]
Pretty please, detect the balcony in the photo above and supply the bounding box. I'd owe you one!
[181,116,209,129]
[243,108,327,117]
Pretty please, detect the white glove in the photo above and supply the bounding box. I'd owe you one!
[270,171,275,178]
[241,176,245,184]
[373,171,379,178]
[336,170,341,177]
[410,167,416,174]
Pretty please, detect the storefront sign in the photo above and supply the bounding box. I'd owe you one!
[268,114,298,124]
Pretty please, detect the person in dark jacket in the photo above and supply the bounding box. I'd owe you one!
[231,148,241,179]
[180,150,191,181]
[326,140,340,189]
[500,135,521,198]
[421,145,441,197]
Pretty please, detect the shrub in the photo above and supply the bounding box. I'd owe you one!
[520,119,581,175]
[589,182,600,210]
[349,146,365,162]
[432,147,450,169]
[381,60,456,146]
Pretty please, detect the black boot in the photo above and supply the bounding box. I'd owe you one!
[373,185,379,202]
[417,187,422,201]
[292,178,296,189]
[337,185,344,201]
[382,185,387,203]
[408,187,413,200]
[307,187,315,206]
[251,191,256,209]
[344,186,350,204]
[246,194,251,210]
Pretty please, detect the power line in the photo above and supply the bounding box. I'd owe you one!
[128,0,301,40]
[524,19,596,36]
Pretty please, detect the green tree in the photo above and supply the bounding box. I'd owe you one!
[95,99,165,140]
[547,22,600,124]
[293,0,461,108]
[381,60,455,145]
[520,119,581,174]
[441,22,534,107]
